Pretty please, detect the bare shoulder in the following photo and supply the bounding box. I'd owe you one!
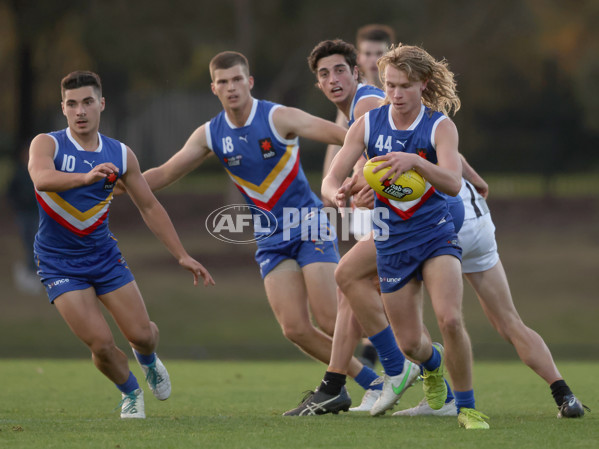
[437,116,457,132]
[30,133,55,150]
[354,96,384,119]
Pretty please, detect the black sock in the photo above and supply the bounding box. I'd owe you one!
[550,380,572,406]
[361,344,378,366]
[319,371,346,396]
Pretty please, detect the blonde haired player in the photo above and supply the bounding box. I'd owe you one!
[323,43,490,429]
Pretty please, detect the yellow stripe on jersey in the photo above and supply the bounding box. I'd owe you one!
[224,144,293,194]
[44,191,114,221]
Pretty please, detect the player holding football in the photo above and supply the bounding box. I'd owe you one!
[139,51,374,395]
[28,71,215,419]
[284,39,423,417]
[323,43,490,429]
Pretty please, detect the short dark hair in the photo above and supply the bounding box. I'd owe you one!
[356,24,396,47]
[209,51,250,81]
[61,71,102,99]
[307,39,358,74]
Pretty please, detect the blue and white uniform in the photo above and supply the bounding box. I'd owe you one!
[34,128,134,302]
[205,99,339,277]
[349,84,386,239]
[348,83,385,127]
[364,103,461,292]
[457,178,498,273]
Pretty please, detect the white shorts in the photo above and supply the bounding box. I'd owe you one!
[458,213,500,273]
[351,207,373,240]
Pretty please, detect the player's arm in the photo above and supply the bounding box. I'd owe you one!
[322,116,368,209]
[322,109,348,178]
[370,118,462,196]
[28,134,118,192]
[272,106,346,146]
[143,124,213,192]
[121,147,215,287]
[342,96,382,201]
[460,154,488,199]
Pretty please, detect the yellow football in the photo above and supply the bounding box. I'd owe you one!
[363,159,426,201]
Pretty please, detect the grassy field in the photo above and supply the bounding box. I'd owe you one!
[0,169,597,447]
[0,359,597,449]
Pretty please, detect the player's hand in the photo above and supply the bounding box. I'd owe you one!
[349,172,369,196]
[84,162,119,185]
[370,153,418,185]
[335,174,357,214]
[472,179,489,199]
[179,255,216,287]
[352,184,374,209]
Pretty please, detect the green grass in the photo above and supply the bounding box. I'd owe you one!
[1,360,597,449]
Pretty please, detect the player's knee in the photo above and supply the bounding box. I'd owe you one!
[437,313,464,337]
[127,322,159,349]
[281,322,313,344]
[90,339,118,361]
[495,318,526,344]
[334,263,353,292]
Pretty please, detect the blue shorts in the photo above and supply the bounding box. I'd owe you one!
[35,244,135,303]
[255,236,340,278]
[377,231,462,293]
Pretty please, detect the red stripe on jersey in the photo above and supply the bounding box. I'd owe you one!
[236,153,300,211]
[377,186,436,220]
[35,191,109,237]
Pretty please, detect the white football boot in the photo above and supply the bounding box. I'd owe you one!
[120,388,145,419]
[133,350,171,401]
[370,360,420,416]
[393,398,458,416]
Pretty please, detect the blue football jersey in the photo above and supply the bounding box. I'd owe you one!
[205,99,325,246]
[34,128,127,256]
[365,103,454,254]
[348,83,385,127]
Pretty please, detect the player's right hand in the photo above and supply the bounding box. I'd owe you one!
[179,255,216,287]
[85,162,119,185]
[335,174,357,214]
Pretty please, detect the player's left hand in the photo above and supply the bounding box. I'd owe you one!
[179,256,216,287]
[472,179,489,199]
[352,184,374,209]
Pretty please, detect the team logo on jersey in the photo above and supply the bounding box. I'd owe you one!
[417,148,428,159]
[103,172,118,190]
[224,155,242,167]
[259,138,276,159]
[83,160,95,169]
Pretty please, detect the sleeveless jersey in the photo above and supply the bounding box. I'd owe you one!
[205,99,323,246]
[365,103,453,254]
[348,83,385,127]
[34,128,127,256]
